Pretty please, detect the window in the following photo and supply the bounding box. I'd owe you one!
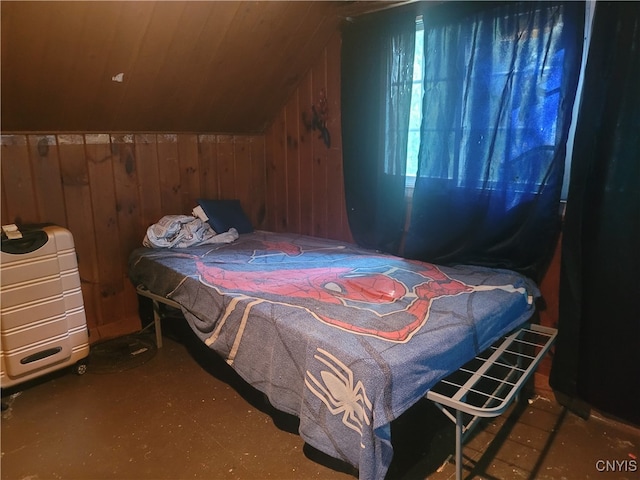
[341,1,586,266]
[404,5,590,201]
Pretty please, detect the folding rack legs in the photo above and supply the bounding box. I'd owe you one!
[426,324,557,480]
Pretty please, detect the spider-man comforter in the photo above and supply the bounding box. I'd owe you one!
[128,231,539,479]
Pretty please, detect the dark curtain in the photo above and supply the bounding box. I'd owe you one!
[342,13,416,254]
[404,1,584,282]
[550,2,640,426]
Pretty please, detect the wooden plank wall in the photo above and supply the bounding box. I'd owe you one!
[0,30,355,343]
[535,234,563,394]
[1,133,266,342]
[264,33,353,243]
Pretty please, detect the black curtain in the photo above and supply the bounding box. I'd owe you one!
[342,12,416,254]
[550,1,640,426]
[404,1,585,282]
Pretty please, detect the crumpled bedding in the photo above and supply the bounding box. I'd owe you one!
[143,215,238,248]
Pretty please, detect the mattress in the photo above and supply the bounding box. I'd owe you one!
[128,230,539,479]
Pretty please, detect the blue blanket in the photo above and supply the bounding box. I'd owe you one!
[129,231,539,479]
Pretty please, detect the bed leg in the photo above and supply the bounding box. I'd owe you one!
[152,299,163,348]
[455,409,463,480]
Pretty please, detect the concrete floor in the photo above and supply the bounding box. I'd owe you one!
[2,322,639,480]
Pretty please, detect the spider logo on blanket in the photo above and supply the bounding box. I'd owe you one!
[305,347,372,444]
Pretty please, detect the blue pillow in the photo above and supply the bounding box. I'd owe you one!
[197,199,254,234]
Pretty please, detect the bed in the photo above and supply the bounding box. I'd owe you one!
[128,230,544,480]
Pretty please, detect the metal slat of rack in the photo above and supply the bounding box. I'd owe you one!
[426,324,557,480]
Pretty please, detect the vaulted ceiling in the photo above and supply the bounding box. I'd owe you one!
[1,1,405,133]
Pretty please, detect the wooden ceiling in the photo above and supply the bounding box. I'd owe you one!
[1,1,405,133]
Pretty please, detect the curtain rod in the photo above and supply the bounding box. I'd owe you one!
[369,0,423,13]
[343,1,442,22]
[344,0,423,20]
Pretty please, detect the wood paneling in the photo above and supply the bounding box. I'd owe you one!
[535,232,563,393]
[1,133,266,342]
[134,135,163,229]
[264,32,353,243]
[1,1,399,133]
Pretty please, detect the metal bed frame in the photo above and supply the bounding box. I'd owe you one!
[136,285,556,480]
[137,285,181,349]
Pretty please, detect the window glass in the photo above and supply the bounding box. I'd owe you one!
[405,20,423,189]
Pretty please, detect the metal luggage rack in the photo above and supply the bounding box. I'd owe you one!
[426,323,557,480]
